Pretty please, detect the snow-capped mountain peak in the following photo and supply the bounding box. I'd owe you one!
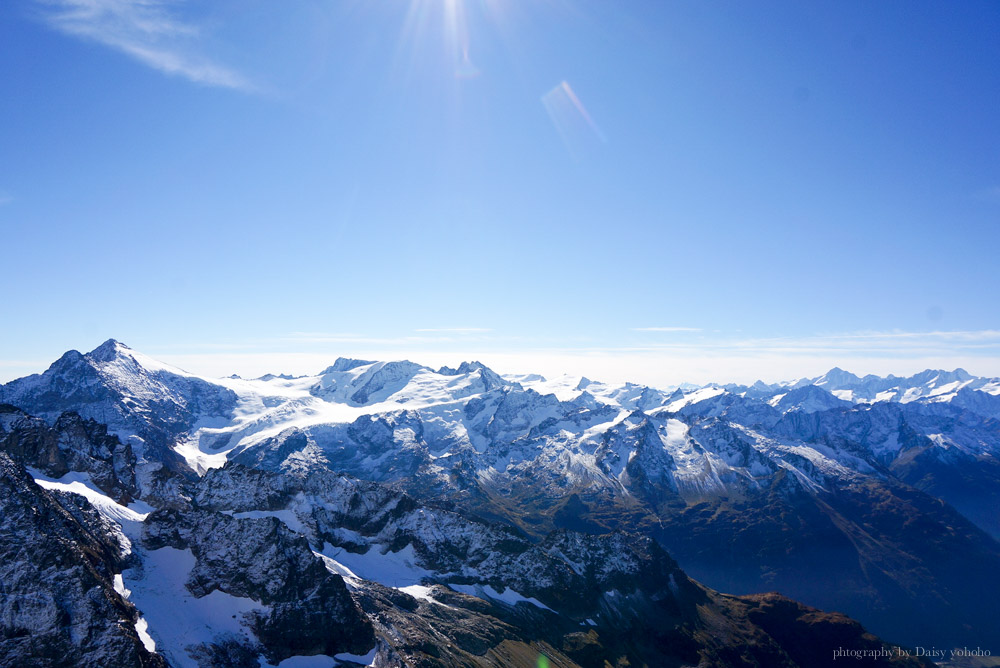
[5,341,1000,658]
[813,366,863,388]
[87,338,129,362]
[320,357,376,374]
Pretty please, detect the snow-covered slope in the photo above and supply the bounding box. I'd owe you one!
[0,450,163,668]
[768,365,1000,405]
[5,341,1000,653]
[5,343,1000,553]
[5,342,996,494]
[2,424,933,668]
[0,340,238,487]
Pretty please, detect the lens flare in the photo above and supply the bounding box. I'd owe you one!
[456,47,481,79]
[542,80,607,159]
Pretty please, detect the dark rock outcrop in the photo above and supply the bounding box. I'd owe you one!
[0,404,138,503]
[0,451,163,668]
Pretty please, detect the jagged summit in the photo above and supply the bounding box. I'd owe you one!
[0,432,931,668]
[47,347,86,369]
[321,357,376,374]
[256,373,297,381]
[455,360,491,374]
[437,360,498,375]
[770,384,851,413]
[4,340,1000,656]
[0,340,239,482]
[905,367,973,385]
[800,365,991,404]
[813,366,863,388]
[39,339,155,381]
[87,338,130,362]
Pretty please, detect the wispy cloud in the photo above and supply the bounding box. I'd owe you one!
[730,329,1000,355]
[613,329,1000,359]
[149,340,1000,390]
[169,328,1000,363]
[282,329,495,345]
[4,327,995,388]
[632,327,702,333]
[36,0,251,90]
[284,333,446,346]
[50,328,998,388]
[0,191,13,206]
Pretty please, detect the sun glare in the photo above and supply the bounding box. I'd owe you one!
[396,0,509,79]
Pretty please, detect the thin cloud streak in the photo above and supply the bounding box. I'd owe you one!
[36,0,251,90]
[281,335,467,346]
[283,330,497,345]
[721,329,1000,355]
[158,328,1000,362]
[632,327,702,333]
[145,349,1000,390]
[6,328,997,385]
[610,330,1000,356]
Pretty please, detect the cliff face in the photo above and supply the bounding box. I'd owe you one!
[4,341,996,665]
[0,423,935,667]
[1,404,139,503]
[0,450,164,668]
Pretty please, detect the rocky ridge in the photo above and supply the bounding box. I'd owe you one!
[4,340,1000,660]
[0,407,932,667]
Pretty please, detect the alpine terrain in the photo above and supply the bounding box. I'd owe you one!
[3,339,998,666]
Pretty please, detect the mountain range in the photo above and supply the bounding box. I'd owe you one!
[3,339,998,666]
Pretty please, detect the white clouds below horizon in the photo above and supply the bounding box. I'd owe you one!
[3,329,999,388]
[123,329,1000,388]
[148,349,1000,390]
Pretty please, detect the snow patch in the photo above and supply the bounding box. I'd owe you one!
[665,386,724,412]
[123,547,266,668]
[314,550,359,580]
[334,646,377,666]
[768,393,788,406]
[29,469,150,528]
[135,617,156,653]
[318,543,433,588]
[113,573,131,598]
[396,584,454,608]
[230,509,305,534]
[30,469,151,557]
[448,583,552,611]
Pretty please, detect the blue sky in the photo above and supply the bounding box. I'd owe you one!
[2,0,999,385]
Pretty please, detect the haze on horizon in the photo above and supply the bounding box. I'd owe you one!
[1,1,998,385]
[4,335,1000,393]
